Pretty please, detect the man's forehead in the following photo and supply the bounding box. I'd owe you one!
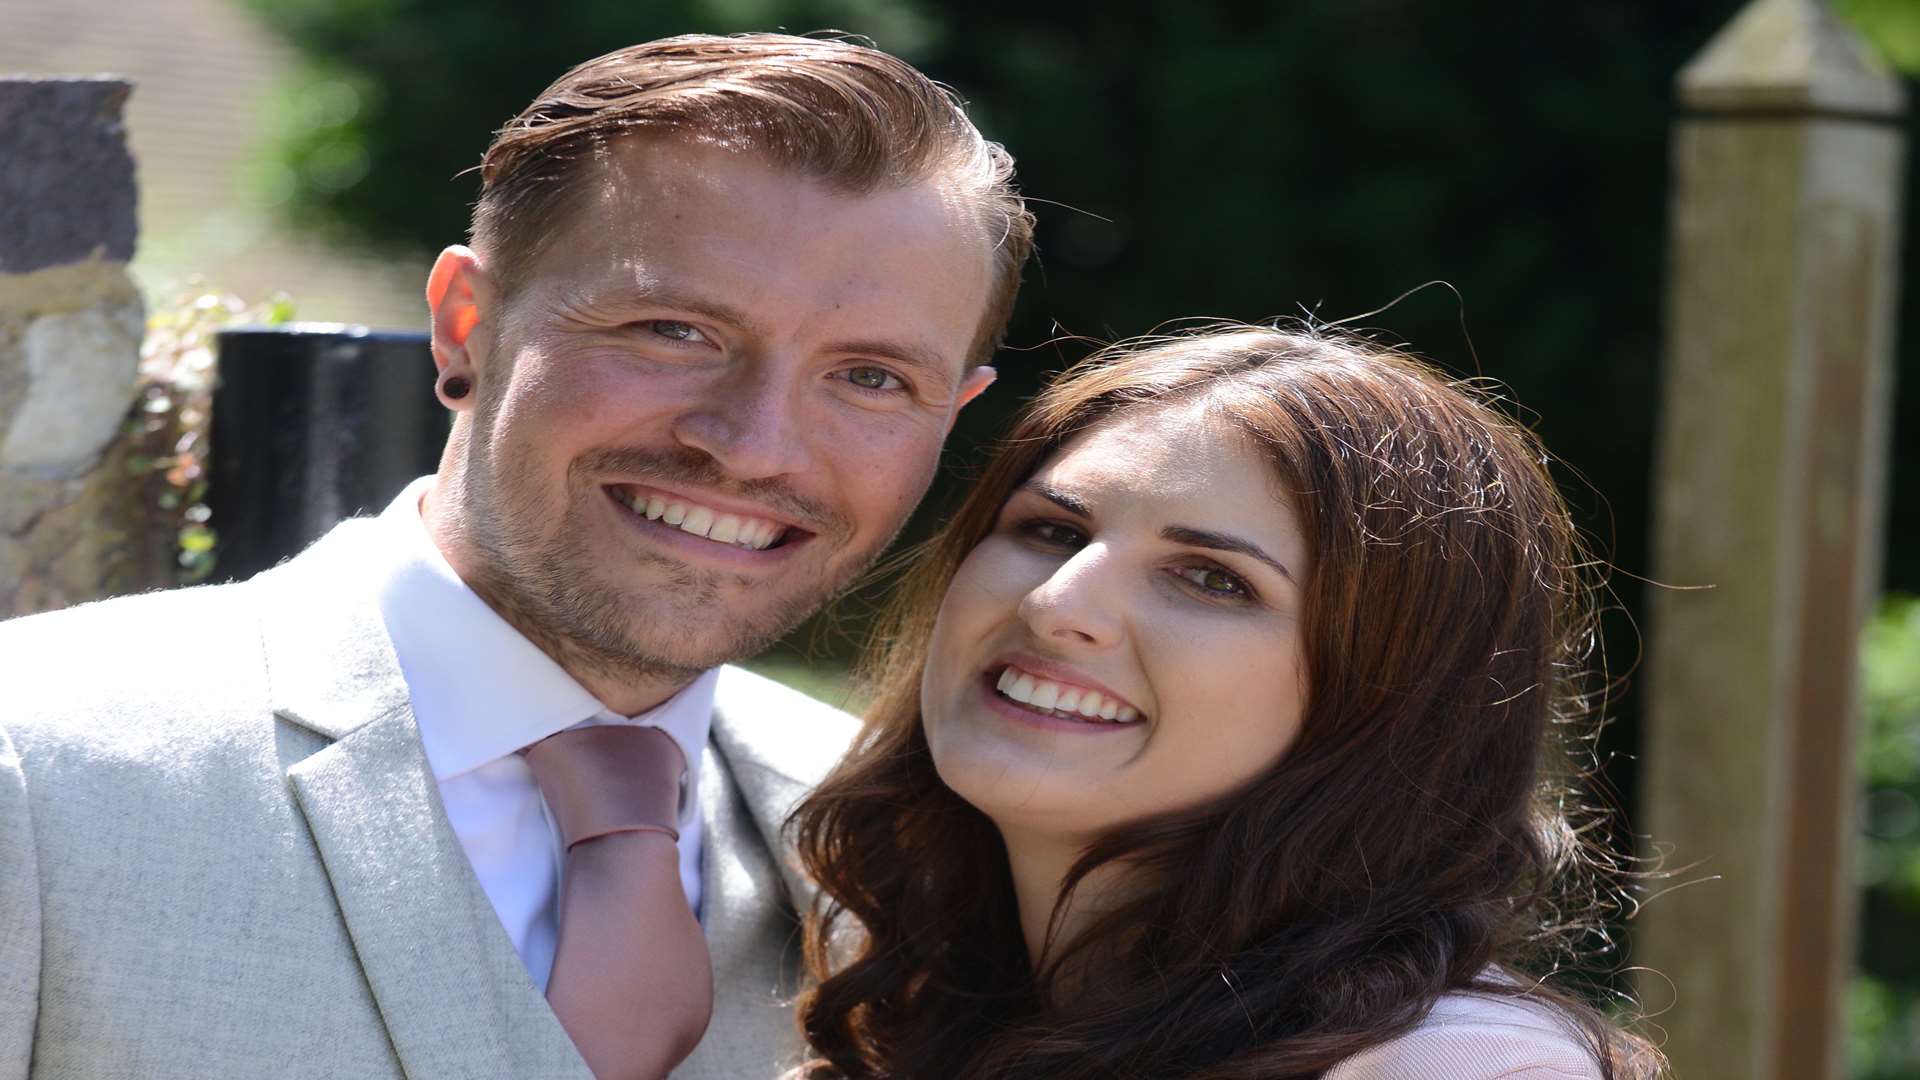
[590,132,986,237]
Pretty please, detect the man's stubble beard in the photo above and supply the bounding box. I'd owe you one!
[453,407,906,691]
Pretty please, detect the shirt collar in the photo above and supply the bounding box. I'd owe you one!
[371,477,718,782]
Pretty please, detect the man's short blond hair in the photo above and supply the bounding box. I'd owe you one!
[472,33,1034,366]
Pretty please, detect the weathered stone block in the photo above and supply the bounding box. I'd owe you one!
[0,301,144,471]
[0,76,163,619]
[0,78,137,274]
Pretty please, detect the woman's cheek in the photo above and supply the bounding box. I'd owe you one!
[949,538,1029,612]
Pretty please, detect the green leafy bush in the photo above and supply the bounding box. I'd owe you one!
[1855,594,1920,1079]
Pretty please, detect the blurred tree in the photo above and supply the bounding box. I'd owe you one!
[1855,595,1920,1080]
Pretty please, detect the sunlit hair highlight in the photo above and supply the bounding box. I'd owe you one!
[790,324,1666,1079]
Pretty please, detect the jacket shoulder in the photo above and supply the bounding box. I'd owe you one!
[712,664,860,788]
[0,581,268,751]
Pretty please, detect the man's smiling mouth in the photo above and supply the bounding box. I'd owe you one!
[605,484,798,551]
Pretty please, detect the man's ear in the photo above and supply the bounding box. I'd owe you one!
[948,365,998,431]
[426,245,495,380]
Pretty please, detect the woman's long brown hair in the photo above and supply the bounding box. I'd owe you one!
[789,326,1665,1079]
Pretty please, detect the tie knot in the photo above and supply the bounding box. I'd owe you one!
[523,726,686,849]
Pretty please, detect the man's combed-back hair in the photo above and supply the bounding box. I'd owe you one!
[471,33,1034,365]
[790,325,1667,1079]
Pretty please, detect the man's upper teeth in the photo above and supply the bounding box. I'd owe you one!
[994,666,1139,722]
[624,489,785,550]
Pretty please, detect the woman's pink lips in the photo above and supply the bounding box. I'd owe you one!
[988,651,1142,719]
[975,671,1143,735]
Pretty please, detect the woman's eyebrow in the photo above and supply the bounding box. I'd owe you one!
[1023,482,1095,518]
[1161,525,1296,583]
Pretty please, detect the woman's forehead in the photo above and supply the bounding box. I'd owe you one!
[1045,402,1239,482]
[1040,406,1294,514]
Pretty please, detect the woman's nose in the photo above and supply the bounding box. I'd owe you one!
[1016,547,1124,649]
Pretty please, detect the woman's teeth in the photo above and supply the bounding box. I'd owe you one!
[620,489,786,550]
[994,666,1140,723]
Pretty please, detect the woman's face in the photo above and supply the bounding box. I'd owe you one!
[922,402,1311,844]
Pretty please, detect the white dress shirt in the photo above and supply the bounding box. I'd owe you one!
[368,477,718,992]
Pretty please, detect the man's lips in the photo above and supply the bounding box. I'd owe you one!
[603,482,811,552]
[601,486,817,566]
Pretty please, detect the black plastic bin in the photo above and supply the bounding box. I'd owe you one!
[208,324,446,582]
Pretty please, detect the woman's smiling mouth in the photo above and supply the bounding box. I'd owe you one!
[980,661,1146,730]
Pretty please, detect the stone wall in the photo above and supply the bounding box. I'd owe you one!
[0,78,171,617]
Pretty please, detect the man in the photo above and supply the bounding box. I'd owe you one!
[0,34,1032,1079]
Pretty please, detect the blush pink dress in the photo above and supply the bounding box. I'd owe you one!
[1323,992,1607,1079]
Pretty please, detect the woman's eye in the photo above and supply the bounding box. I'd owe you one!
[1175,564,1252,599]
[646,320,709,344]
[1018,520,1085,548]
[842,366,903,392]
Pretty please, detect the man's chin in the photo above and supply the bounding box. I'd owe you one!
[601,596,813,673]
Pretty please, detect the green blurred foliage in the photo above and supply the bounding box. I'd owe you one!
[1857,596,1920,1080]
[1842,0,1920,74]
[238,0,1920,1070]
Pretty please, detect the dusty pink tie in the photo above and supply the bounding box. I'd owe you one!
[523,726,713,1080]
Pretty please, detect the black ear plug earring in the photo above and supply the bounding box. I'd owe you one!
[441,374,472,400]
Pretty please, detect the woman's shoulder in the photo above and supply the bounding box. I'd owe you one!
[1321,991,1606,1080]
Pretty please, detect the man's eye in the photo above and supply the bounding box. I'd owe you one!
[843,366,903,392]
[647,320,709,344]
[1174,565,1253,600]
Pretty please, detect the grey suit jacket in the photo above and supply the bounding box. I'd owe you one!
[0,519,856,1079]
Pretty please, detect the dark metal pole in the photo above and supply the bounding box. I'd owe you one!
[208,324,446,582]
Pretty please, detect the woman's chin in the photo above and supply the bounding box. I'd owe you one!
[928,744,1106,838]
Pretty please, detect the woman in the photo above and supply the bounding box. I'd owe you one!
[789,325,1664,1079]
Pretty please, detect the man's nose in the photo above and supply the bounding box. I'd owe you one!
[669,359,816,481]
[1016,547,1125,650]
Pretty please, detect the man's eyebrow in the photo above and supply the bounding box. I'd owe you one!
[583,284,961,383]
[592,283,762,332]
[1162,525,1296,583]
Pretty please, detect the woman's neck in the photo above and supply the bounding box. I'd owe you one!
[997,823,1131,981]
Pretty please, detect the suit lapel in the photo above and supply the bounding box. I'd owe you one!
[258,522,588,1080]
[705,690,823,909]
[674,674,868,1080]
[673,726,809,1080]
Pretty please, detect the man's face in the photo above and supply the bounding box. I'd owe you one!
[436,138,996,696]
